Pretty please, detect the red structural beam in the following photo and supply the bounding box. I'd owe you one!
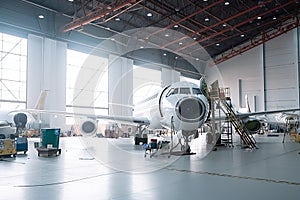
[162,0,273,49]
[194,12,297,54]
[62,0,142,32]
[146,0,224,39]
[212,16,299,65]
[177,0,297,52]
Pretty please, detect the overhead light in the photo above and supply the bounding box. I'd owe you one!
[115,17,120,21]
[203,0,208,1]
[216,43,220,46]
[165,33,169,37]
[68,0,74,2]
[257,16,262,20]
[147,12,152,17]
[273,16,277,20]
[193,37,197,40]
[196,58,199,61]
[240,34,245,37]
[204,17,210,22]
[106,27,110,30]
[174,24,179,28]
[179,42,183,45]
[38,14,44,19]
[175,56,178,59]
[163,53,167,56]
[224,2,230,6]
[140,46,144,49]
[223,24,227,27]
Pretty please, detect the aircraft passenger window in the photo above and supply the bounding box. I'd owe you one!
[192,88,202,95]
[179,88,190,94]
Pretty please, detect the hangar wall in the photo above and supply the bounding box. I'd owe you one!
[206,28,299,111]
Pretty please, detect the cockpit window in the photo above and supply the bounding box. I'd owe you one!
[179,88,190,94]
[192,88,202,95]
[166,88,179,97]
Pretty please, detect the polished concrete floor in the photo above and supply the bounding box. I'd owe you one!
[1,133,300,200]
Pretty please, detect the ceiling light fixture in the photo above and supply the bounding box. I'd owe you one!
[193,37,197,40]
[273,16,277,20]
[204,17,210,22]
[224,2,230,6]
[216,43,220,46]
[147,12,152,17]
[223,24,227,27]
[115,17,120,21]
[163,53,167,56]
[179,42,183,45]
[174,24,179,28]
[38,14,44,19]
[68,0,74,2]
[257,16,262,20]
[165,34,169,37]
[240,34,245,37]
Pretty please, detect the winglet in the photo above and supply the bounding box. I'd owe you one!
[34,90,48,110]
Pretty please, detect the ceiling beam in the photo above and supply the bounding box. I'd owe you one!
[62,0,143,32]
[213,16,300,65]
[176,0,297,52]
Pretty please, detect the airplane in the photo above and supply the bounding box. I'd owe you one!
[20,79,210,154]
[0,90,48,138]
[9,78,300,154]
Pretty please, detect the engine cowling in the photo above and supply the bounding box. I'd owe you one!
[80,120,98,136]
[244,119,261,134]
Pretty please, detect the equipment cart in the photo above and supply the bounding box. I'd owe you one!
[0,139,17,157]
[16,137,28,154]
[36,128,61,157]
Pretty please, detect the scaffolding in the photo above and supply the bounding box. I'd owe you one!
[210,82,257,149]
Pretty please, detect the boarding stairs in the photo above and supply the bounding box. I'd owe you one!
[219,99,257,149]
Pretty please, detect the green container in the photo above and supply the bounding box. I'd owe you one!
[41,128,60,148]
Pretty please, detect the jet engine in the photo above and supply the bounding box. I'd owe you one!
[13,113,28,134]
[244,118,261,134]
[80,120,98,136]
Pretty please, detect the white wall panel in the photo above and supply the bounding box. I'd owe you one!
[205,46,264,110]
[265,29,298,110]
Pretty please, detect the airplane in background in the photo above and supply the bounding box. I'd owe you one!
[0,90,48,138]
[231,94,300,135]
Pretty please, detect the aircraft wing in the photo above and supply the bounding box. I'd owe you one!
[9,109,150,126]
[235,108,300,118]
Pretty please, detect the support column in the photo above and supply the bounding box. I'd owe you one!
[27,34,67,128]
[108,55,133,116]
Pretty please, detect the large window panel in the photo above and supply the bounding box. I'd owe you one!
[0,32,27,109]
[66,49,108,124]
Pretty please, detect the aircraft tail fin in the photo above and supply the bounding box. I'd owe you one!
[34,90,48,110]
[245,94,251,113]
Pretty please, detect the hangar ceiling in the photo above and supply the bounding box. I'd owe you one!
[1,0,300,73]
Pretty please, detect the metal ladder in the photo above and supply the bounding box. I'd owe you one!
[219,99,257,149]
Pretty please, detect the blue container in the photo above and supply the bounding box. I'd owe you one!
[16,137,28,153]
[41,128,60,148]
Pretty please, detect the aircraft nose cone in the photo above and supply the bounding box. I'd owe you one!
[176,97,204,122]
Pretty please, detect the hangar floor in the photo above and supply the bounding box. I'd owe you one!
[1,133,300,200]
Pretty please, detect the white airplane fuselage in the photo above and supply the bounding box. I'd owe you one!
[133,81,210,135]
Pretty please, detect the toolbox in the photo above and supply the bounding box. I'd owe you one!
[0,139,17,157]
